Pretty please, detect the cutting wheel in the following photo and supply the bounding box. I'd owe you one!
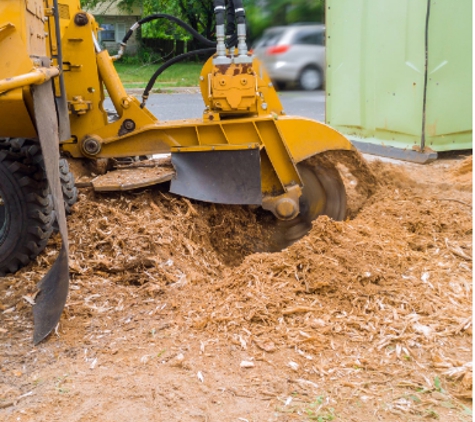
[272,159,347,249]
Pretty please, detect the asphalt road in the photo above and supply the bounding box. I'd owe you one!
[107,90,326,122]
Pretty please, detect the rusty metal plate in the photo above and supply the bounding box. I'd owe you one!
[92,166,175,192]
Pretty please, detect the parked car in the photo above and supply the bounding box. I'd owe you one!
[252,24,325,91]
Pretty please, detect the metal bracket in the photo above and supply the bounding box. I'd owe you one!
[68,95,92,115]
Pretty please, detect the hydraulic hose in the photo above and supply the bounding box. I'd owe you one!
[226,0,236,47]
[213,0,248,62]
[213,0,226,26]
[233,0,246,24]
[117,11,239,104]
[141,47,215,108]
[116,12,237,60]
[213,0,228,62]
[233,0,249,59]
[122,13,215,47]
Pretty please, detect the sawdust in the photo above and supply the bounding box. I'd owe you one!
[448,155,473,190]
[0,153,472,422]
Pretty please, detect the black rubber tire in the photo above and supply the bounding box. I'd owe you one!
[298,66,323,91]
[59,158,78,213]
[0,139,55,276]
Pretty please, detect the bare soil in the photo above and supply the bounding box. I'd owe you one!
[1,152,472,422]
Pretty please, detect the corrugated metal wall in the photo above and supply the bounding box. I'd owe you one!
[326,0,472,158]
[424,0,472,151]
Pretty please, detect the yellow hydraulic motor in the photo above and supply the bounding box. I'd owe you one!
[0,0,363,343]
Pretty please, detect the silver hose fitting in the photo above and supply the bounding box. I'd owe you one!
[111,43,126,61]
[234,23,252,64]
[213,24,231,65]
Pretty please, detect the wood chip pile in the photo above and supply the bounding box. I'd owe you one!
[1,154,472,420]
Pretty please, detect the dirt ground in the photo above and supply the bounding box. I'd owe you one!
[0,151,472,422]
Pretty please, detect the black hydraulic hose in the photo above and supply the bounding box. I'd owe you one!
[120,13,236,54]
[226,33,238,47]
[122,13,215,47]
[122,11,239,107]
[225,0,246,50]
[141,47,215,108]
[233,0,246,24]
[226,0,236,39]
[213,0,226,25]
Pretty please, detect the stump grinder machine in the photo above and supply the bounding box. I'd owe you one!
[0,0,367,343]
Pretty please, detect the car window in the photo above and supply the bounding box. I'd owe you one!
[292,30,325,46]
[253,29,286,48]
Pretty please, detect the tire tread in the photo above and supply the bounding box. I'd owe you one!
[0,138,55,275]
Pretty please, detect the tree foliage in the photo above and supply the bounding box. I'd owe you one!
[83,0,214,40]
[140,0,215,40]
[82,0,325,42]
[245,0,325,41]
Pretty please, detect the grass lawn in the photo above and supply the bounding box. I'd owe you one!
[114,61,204,89]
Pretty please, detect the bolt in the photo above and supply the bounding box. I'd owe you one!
[261,103,268,110]
[241,78,247,85]
[219,79,226,86]
[82,138,101,155]
[268,82,273,87]
[199,76,204,81]
[74,13,89,26]
[123,119,135,131]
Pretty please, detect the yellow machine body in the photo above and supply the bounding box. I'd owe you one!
[0,0,366,344]
[0,0,353,219]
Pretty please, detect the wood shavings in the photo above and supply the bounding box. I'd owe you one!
[254,339,276,353]
[282,306,319,315]
[22,295,36,306]
[445,239,472,261]
[2,154,471,421]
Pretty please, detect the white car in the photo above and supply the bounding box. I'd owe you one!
[253,24,325,91]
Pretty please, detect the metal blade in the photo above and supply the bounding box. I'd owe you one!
[31,81,69,345]
[271,157,347,250]
[170,149,262,205]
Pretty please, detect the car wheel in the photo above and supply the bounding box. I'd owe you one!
[299,66,322,91]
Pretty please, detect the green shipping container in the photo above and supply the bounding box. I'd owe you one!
[326,0,472,162]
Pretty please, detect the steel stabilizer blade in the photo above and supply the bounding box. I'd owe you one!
[32,247,69,344]
[170,149,262,205]
[31,81,69,344]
